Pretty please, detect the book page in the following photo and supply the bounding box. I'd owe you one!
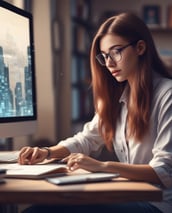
[0,163,67,179]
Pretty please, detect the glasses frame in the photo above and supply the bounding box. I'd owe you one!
[96,40,138,66]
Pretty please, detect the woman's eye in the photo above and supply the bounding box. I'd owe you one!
[111,49,120,55]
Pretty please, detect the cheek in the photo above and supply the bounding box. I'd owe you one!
[121,54,138,72]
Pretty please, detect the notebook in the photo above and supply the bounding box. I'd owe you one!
[47,172,120,185]
[0,163,67,179]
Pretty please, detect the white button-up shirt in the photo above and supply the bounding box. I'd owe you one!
[59,73,172,213]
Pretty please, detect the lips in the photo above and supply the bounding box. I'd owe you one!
[111,69,121,76]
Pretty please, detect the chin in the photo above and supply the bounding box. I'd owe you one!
[115,76,126,82]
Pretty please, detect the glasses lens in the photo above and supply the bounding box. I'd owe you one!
[110,49,121,62]
[96,54,106,66]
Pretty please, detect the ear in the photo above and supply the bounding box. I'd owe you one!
[136,40,146,56]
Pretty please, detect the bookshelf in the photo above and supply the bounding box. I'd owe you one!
[50,0,172,140]
[70,0,94,133]
[91,0,172,76]
[141,4,172,75]
[151,29,172,75]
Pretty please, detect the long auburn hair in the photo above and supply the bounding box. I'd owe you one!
[90,12,171,151]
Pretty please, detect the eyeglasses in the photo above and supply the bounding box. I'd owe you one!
[96,41,138,66]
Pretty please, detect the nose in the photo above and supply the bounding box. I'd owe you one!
[106,55,116,67]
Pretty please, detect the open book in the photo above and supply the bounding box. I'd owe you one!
[0,162,67,179]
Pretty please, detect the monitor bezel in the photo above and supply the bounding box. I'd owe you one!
[0,1,37,123]
[0,1,37,137]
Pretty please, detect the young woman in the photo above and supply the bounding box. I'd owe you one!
[19,12,172,213]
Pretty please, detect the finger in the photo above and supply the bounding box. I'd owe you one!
[29,147,40,164]
[19,147,34,165]
[67,158,80,171]
[69,162,80,171]
[67,157,80,171]
[19,146,29,158]
[19,147,50,165]
[61,153,78,163]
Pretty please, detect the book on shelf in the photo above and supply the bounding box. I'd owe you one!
[167,5,172,28]
[72,88,80,120]
[71,0,90,20]
[71,57,78,84]
[74,25,87,53]
[142,5,161,28]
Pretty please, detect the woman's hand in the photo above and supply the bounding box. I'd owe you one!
[18,146,48,165]
[62,153,104,172]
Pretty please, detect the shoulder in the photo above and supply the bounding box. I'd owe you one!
[153,74,172,97]
[152,73,172,109]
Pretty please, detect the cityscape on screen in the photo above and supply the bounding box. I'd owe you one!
[0,46,34,118]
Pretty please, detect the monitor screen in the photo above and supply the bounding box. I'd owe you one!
[0,1,37,138]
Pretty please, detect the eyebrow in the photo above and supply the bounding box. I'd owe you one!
[100,44,123,53]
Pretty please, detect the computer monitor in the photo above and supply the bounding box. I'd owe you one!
[0,1,37,138]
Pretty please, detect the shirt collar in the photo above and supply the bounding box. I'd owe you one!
[119,83,130,104]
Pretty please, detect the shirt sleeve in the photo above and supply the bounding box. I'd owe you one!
[149,87,172,188]
[58,114,105,158]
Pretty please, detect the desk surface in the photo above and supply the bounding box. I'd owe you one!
[0,177,162,205]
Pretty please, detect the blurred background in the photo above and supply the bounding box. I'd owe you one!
[1,0,172,150]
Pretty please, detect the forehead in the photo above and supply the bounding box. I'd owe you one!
[100,34,127,52]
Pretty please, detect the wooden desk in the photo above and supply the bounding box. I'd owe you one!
[0,177,162,205]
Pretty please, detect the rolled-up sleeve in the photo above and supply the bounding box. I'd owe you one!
[58,114,105,157]
[149,87,172,188]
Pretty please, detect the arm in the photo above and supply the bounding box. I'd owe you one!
[19,114,103,165]
[102,161,161,184]
[63,153,162,185]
